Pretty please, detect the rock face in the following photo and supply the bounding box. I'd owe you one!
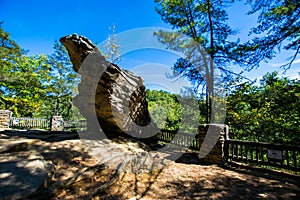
[60,34,157,137]
[0,138,53,200]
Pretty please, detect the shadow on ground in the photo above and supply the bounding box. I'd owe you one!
[0,130,299,199]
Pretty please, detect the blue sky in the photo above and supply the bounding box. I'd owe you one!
[1,0,299,91]
[0,0,167,54]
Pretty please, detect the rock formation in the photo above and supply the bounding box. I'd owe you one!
[0,131,168,199]
[60,34,157,138]
[0,138,54,199]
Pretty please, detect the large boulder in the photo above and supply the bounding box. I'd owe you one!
[0,138,53,200]
[60,34,157,138]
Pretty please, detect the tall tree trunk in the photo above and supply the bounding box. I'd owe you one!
[185,0,211,123]
[207,0,215,123]
[55,95,60,116]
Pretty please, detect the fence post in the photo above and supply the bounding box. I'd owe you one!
[198,124,229,165]
[0,110,12,130]
[223,125,230,163]
[50,116,64,131]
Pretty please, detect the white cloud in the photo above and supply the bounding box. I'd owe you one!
[293,58,300,64]
[269,58,300,67]
[269,63,282,67]
[283,68,300,80]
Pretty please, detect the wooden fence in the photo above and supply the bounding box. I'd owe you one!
[62,120,87,132]
[155,129,200,150]
[224,139,300,172]
[10,117,50,129]
[4,114,300,173]
[9,117,87,131]
[155,129,300,173]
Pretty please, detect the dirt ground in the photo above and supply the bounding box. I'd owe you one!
[27,139,300,200]
[1,130,299,200]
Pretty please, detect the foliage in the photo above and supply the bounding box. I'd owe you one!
[154,0,252,122]
[147,74,300,146]
[0,23,51,117]
[45,41,79,119]
[146,89,205,133]
[0,24,80,119]
[243,0,300,70]
[0,22,23,81]
[147,89,181,130]
[0,22,23,113]
[0,54,51,117]
[226,72,300,145]
[1,14,299,147]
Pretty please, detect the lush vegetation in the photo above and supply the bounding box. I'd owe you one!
[0,23,80,119]
[1,0,300,146]
[146,72,300,146]
[154,0,300,123]
[146,89,205,133]
[226,72,300,146]
[150,0,300,145]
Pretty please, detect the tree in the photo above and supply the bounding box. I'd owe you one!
[154,0,250,123]
[0,21,23,100]
[146,89,205,132]
[1,54,51,117]
[226,72,300,145]
[46,40,79,119]
[243,0,300,70]
[147,89,181,130]
[0,24,80,119]
[103,24,120,63]
[0,23,51,117]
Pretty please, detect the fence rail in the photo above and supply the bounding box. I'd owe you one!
[10,117,50,129]
[63,120,87,132]
[9,117,87,131]
[4,113,300,173]
[155,129,200,150]
[224,139,300,171]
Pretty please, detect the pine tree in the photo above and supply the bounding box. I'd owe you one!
[154,0,247,122]
[244,0,300,70]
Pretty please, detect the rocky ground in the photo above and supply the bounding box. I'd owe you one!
[0,130,299,200]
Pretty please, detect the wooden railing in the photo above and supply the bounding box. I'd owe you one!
[155,129,200,150]
[63,120,87,132]
[10,117,50,129]
[224,139,300,172]
[9,117,87,131]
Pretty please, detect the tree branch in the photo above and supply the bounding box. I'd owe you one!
[217,66,254,83]
[281,45,300,72]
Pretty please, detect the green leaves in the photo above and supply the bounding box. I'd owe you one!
[154,0,255,122]
[146,89,205,132]
[226,73,300,145]
[45,40,79,119]
[0,54,50,117]
[246,0,300,70]
[0,23,53,117]
[146,90,181,130]
[0,24,79,119]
